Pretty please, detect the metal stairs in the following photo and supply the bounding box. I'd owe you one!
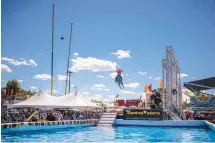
[97,112,117,126]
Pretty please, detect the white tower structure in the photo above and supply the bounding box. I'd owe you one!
[162,46,183,119]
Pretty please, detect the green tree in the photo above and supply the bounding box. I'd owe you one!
[6,80,21,95]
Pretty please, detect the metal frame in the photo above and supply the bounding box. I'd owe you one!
[162,46,182,114]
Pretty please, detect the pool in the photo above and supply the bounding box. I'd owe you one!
[2,126,215,142]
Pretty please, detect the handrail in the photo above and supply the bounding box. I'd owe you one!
[1,119,99,126]
[26,111,38,121]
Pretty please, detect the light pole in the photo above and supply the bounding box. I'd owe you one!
[64,23,73,95]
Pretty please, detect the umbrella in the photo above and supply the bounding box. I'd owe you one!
[116,68,123,73]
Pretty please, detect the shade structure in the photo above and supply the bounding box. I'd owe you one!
[55,93,99,109]
[8,92,58,109]
[9,92,100,109]
[184,77,215,92]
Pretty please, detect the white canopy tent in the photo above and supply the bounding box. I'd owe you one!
[55,93,99,109]
[8,92,58,109]
[8,92,101,109]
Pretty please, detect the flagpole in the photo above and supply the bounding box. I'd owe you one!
[65,23,73,95]
[50,4,54,95]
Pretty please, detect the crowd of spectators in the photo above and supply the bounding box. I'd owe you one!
[1,107,102,123]
[185,110,215,123]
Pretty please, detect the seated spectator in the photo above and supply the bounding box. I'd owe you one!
[46,112,56,121]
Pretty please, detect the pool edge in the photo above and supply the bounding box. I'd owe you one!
[205,121,215,132]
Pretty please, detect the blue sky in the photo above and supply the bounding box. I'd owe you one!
[1,0,215,100]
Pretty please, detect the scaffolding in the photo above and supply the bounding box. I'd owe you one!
[162,46,182,119]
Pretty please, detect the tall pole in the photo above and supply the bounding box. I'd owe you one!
[68,72,71,93]
[50,4,54,95]
[65,23,73,95]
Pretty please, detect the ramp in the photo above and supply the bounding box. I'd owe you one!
[97,112,117,126]
[166,109,182,120]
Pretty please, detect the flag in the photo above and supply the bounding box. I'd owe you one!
[115,94,119,98]
[159,80,163,88]
[144,85,148,93]
[148,84,152,92]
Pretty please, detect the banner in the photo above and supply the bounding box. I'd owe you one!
[148,84,152,92]
[145,93,152,109]
[190,95,215,107]
[123,108,162,120]
[144,85,147,93]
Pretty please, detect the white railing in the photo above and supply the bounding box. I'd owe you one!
[1,119,99,128]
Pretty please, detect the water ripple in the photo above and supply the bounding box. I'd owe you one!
[2,126,215,142]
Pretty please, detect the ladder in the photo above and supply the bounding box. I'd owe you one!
[97,112,117,126]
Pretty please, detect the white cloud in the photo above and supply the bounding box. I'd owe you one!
[68,68,78,73]
[52,90,58,93]
[1,57,38,67]
[148,76,153,79]
[73,52,79,57]
[180,73,188,78]
[110,72,124,78]
[1,64,12,72]
[193,77,196,79]
[82,92,89,95]
[69,57,117,72]
[92,84,105,88]
[91,94,103,101]
[111,50,131,59]
[57,75,70,80]
[28,77,31,79]
[33,74,51,80]
[30,86,39,90]
[120,90,138,95]
[18,80,23,83]
[45,89,58,94]
[154,77,160,80]
[110,72,117,78]
[96,75,104,78]
[124,82,140,88]
[102,95,116,102]
[138,71,147,76]
[29,59,38,67]
[91,84,109,91]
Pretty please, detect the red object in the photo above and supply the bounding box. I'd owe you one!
[148,84,152,92]
[116,68,123,73]
[117,99,125,106]
[126,100,140,107]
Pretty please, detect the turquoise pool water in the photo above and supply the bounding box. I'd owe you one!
[2,126,215,142]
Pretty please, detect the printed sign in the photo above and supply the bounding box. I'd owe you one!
[145,93,152,109]
[190,95,215,107]
[123,108,162,120]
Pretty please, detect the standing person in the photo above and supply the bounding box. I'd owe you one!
[189,114,194,120]
[185,109,191,120]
